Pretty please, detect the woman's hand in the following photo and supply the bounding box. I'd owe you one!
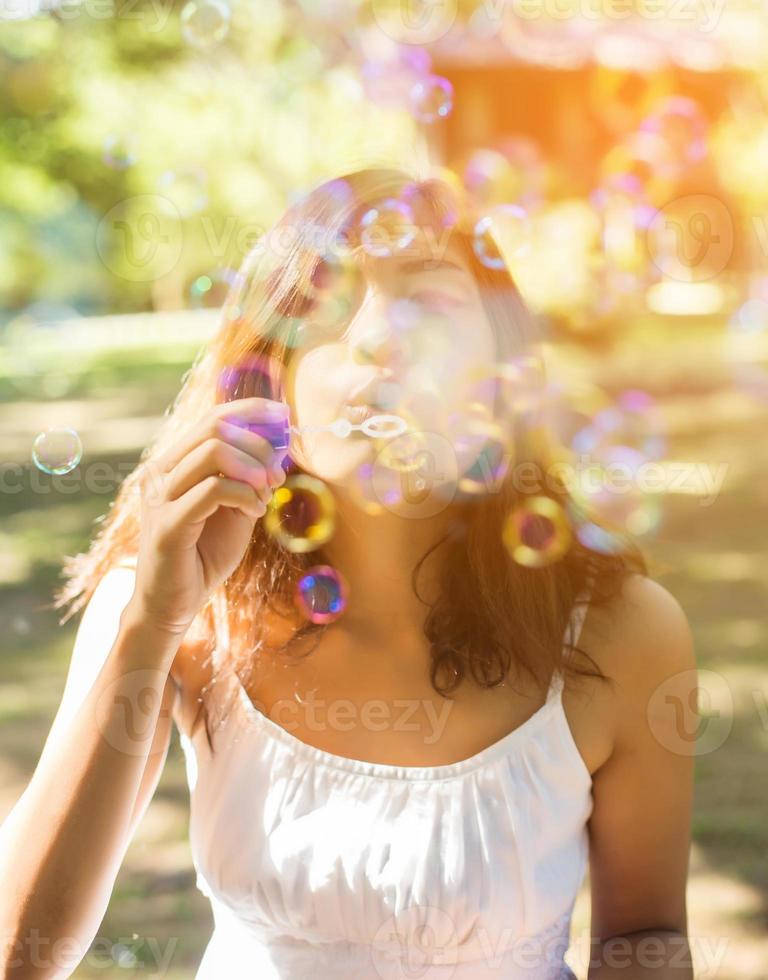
[128,397,290,637]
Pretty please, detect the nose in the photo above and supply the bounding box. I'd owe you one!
[349,299,402,369]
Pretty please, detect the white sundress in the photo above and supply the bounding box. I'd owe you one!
[178,587,594,979]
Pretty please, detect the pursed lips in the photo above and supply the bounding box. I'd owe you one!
[344,404,378,425]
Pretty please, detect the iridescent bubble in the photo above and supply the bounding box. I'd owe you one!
[463,139,544,211]
[102,135,137,170]
[382,300,458,384]
[409,74,453,123]
[369,429,458,518]
[359,199,417,257]
[462,355,545,430]
[639,96,708,177]
[568,446,661,540]
[399,178,460,234]
[264,474,335,553]
[502,496,572,568]
[294,564,348,624]
[32,427,83,475]
[464,149,517,210]
[566,499,627,555]
[156,167,208,218]
[599,131,675,208]
[189,267,240,309]
[180,0,230,49]
[533,378,612,463]
[304,252,366,334]
[571,389,666,463]
[361,47,431,111]
[376,424,432,474]
[473,205,531,270]
[450,416,511,496]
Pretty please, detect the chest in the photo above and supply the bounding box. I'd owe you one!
[174,620,612,777]
[233,628,556,768]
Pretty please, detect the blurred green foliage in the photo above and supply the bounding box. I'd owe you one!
[0,0,417,316]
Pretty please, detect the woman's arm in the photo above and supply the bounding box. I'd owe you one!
[585,575,697,979]
[0,567,182,979]
[0,396,287,978]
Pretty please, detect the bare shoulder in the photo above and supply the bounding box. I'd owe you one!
[582,572,697,759]
[581,573,697,939]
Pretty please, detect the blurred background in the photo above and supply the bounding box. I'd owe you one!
[1,0,767,976]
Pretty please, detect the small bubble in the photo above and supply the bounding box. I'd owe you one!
[31,428,83,475]
[180,0,230,49]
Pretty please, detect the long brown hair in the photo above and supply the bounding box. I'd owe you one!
[53,166,648,752]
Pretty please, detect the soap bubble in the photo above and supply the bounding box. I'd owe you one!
[502,496,572,568]
[473,205,532,269]
[32,428,83,475]
[409,74,453,123]
[570,389,666,464]
[359,198,417,257]
[639,96,708,178]
[304,252,367,335]
[180,0,230,49]
[264,474,335,552]
[295,565,348,624]
[450,416,512,496]
[463,139,544,211]
[156,167,208,217]
[102,135,137,170]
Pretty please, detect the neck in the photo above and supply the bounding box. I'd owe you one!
[321,489,466,638]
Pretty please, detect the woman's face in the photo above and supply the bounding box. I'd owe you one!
[282,233,498,509]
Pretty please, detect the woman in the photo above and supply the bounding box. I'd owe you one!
[0,169,696,978]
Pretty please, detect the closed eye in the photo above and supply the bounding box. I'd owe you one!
[407,286,474,308]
